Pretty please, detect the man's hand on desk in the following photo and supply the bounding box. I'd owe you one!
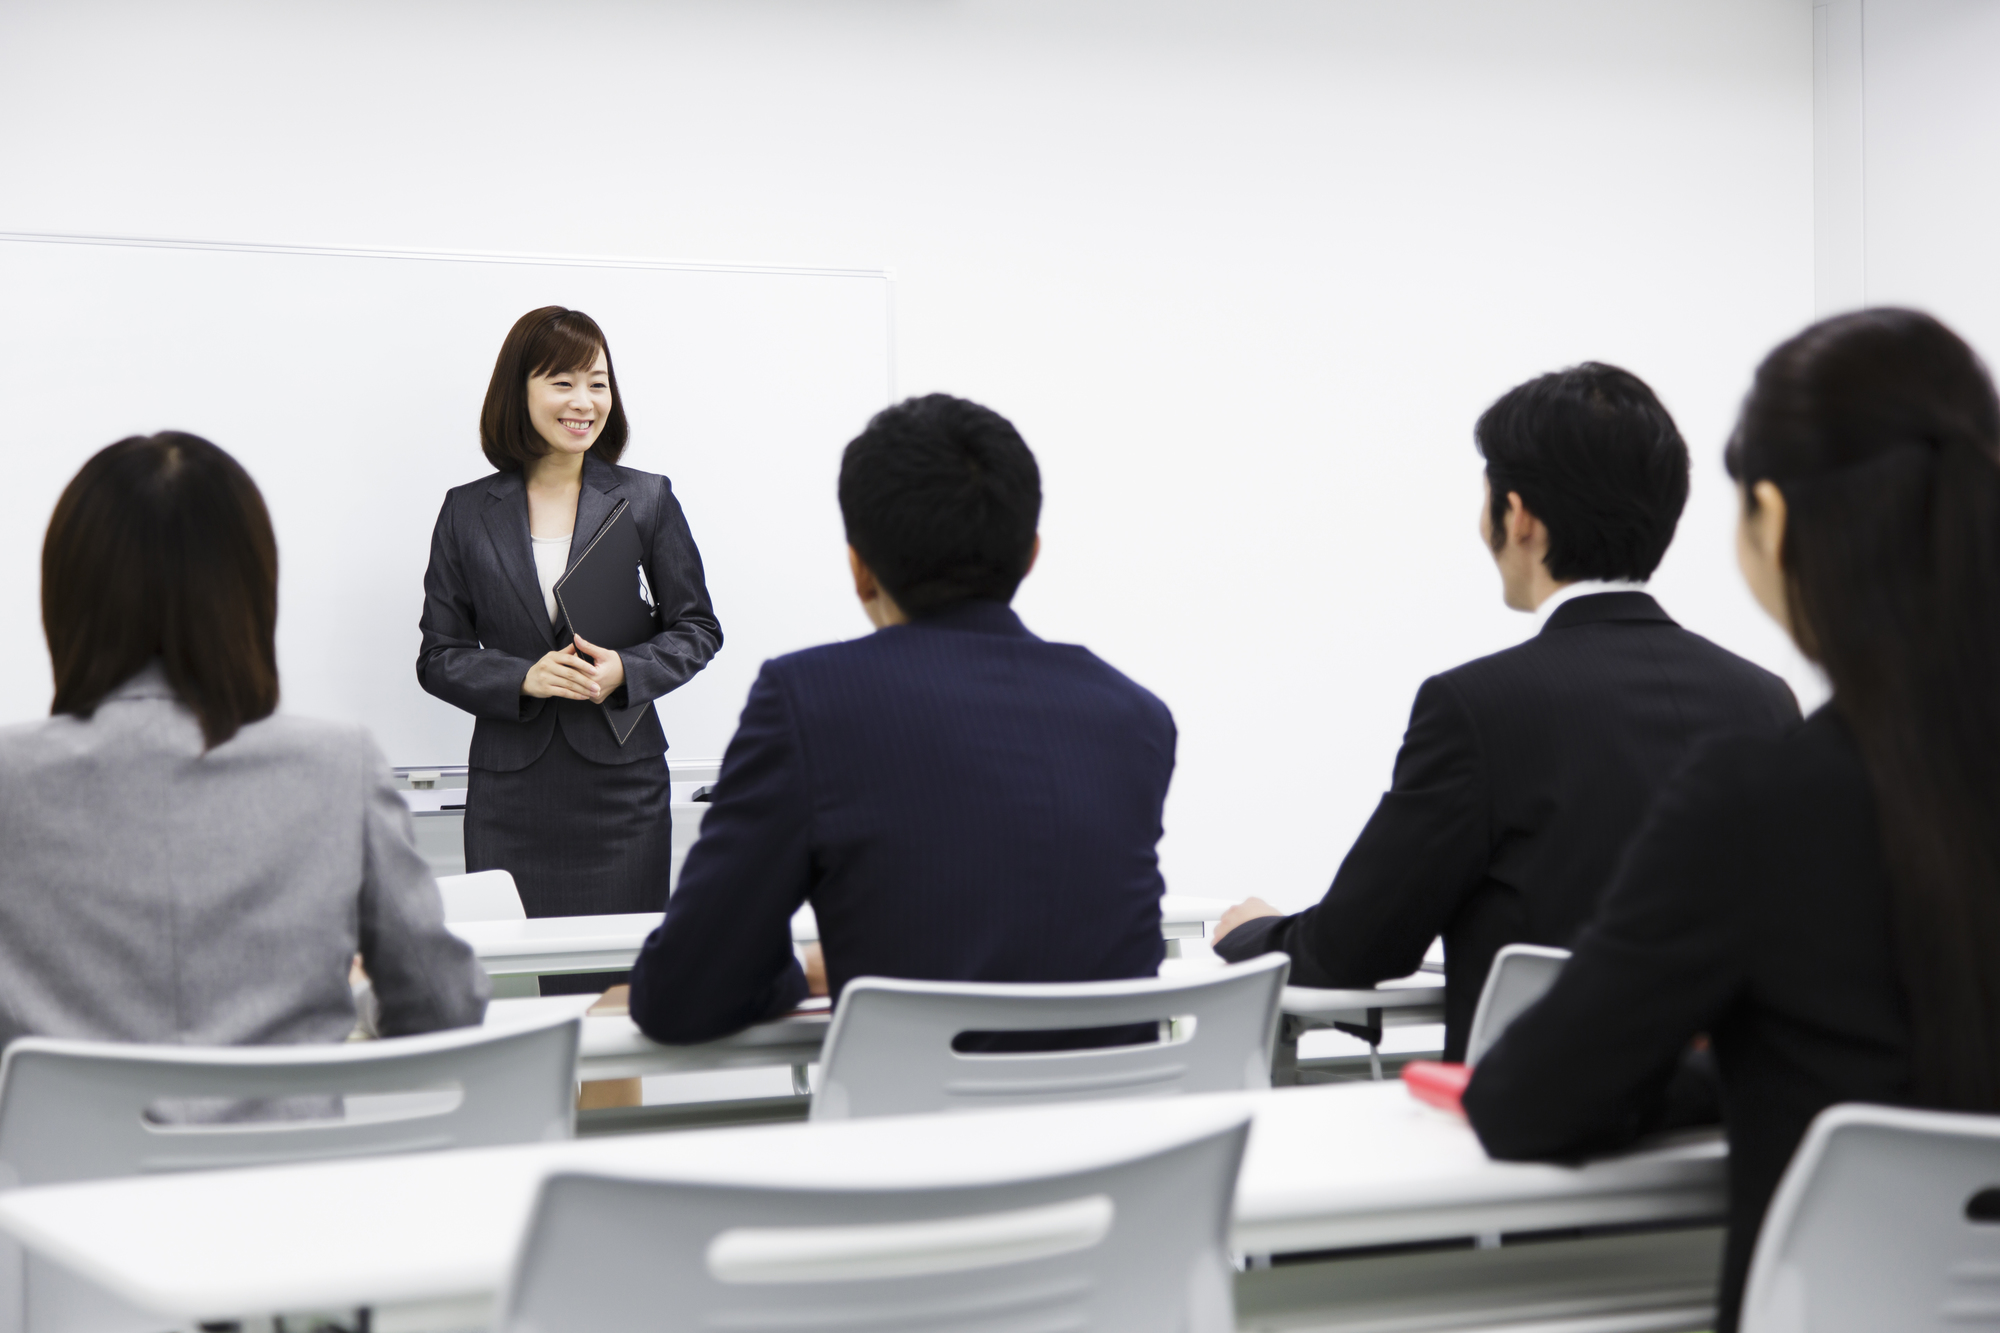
[1213,897,1283,946]
[802,943,829,997]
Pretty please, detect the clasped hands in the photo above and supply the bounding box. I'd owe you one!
[523,634,625,702]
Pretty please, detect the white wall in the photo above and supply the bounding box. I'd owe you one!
[0,0,1817,910]
[1814,0,1867,313]
[1855,0,2000,362]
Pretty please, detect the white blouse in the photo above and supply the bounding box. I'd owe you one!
[531,533,572,625]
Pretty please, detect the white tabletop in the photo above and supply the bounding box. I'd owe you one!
[482,995,832,1080]
[397,784,710,815]
[488,976,1456,1080]
[448,913,662,977]
[397,788,470,816]
[0,1081,1723,1324]
[450,896,1233,976]
[1281,971,1447,1024]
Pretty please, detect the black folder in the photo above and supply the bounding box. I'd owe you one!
[552,499,659,745]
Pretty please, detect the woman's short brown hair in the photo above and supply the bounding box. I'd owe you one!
[479,307,629,472]
[43,432,279,749]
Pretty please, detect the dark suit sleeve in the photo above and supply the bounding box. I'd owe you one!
[627,662,809,1044]
[1464,743,1754,1160]
[415,495,546,723]
[1217,675,1487,986]
[614,478,723,710]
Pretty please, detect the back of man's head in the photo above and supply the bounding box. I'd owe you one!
[1475,363,1690,582]
[839,394,1042,618]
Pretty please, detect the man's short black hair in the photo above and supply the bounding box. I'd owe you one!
[1475,362,1690,582]
[838,394,1042,617]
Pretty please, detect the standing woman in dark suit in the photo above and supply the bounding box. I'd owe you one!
[418,307,721,994]
[1463,308,2000,1331]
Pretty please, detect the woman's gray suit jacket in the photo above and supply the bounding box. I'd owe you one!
[0,666,489,1050]
[416,454,722,770]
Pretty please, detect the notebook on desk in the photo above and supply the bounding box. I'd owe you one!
[553,498,658,746]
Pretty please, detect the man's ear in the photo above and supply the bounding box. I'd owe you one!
[1023,534,1041,579]
[1505,491,1546,551]
[848,545,881,603]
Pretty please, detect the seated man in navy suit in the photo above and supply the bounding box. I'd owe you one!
[627,394,1177,1044]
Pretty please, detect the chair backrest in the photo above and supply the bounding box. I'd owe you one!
[811,954,1289,1121]
[0,1015,579,1188]
[437,868,528,922]
[1741,1102,2000,1333]
[1465,944,1571,1066]
[499,1110,1251,1333]
[0,1016,580,1333]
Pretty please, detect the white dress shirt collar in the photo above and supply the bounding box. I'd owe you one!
[1533,580,1649,633]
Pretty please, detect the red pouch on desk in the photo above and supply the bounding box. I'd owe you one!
[1402,1060,1471,1116]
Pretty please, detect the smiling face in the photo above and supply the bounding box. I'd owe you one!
[526,349,613,457]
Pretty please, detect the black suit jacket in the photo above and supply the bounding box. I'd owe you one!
[1216,592,1798,1058]
[1464,708,1914,1333]
[416,454,722,769]
[627,601,1176,1045]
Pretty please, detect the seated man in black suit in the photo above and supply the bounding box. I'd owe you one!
[1213,363,1799,1060]
[627,394,1176,1044]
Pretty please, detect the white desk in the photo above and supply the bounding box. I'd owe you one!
[0,1082,1724,1332]
[450,895,1232,982]
[1274,973,1448,1083]
[394,770,712,886]
[481,965,1444,1089]
[483,996,830,1083]
[395,779,713,815]
[1281,972,1446,1023]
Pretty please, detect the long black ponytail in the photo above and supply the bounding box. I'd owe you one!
[1728,308,2000,1109]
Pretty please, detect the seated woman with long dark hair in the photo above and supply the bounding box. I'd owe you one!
[1464,308,2000,1331]
[0,432,487,1049]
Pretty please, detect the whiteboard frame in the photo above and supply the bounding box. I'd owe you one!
[0,230,898,402]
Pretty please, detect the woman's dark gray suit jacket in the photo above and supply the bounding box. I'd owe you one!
[417,453,722,769]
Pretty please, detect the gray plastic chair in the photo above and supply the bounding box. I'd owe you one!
[499,1109,1251,1333]
[0,1015,579,1333]
[1740,1102,2000,1332]
[811,954,1288,1121]
[1464,943,1571,1066]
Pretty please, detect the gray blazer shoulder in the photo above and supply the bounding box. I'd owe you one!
[0,665,488,1050]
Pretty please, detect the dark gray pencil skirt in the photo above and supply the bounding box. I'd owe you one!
[464,723,673,996]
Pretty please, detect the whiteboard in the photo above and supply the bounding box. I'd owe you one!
[0,234,894,766]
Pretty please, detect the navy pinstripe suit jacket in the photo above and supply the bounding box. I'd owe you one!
[628,600,1177,1044]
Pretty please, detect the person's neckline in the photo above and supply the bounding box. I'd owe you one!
[895,599,1032,638]
[1533,579,1647,632]
[531,531,574,543]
